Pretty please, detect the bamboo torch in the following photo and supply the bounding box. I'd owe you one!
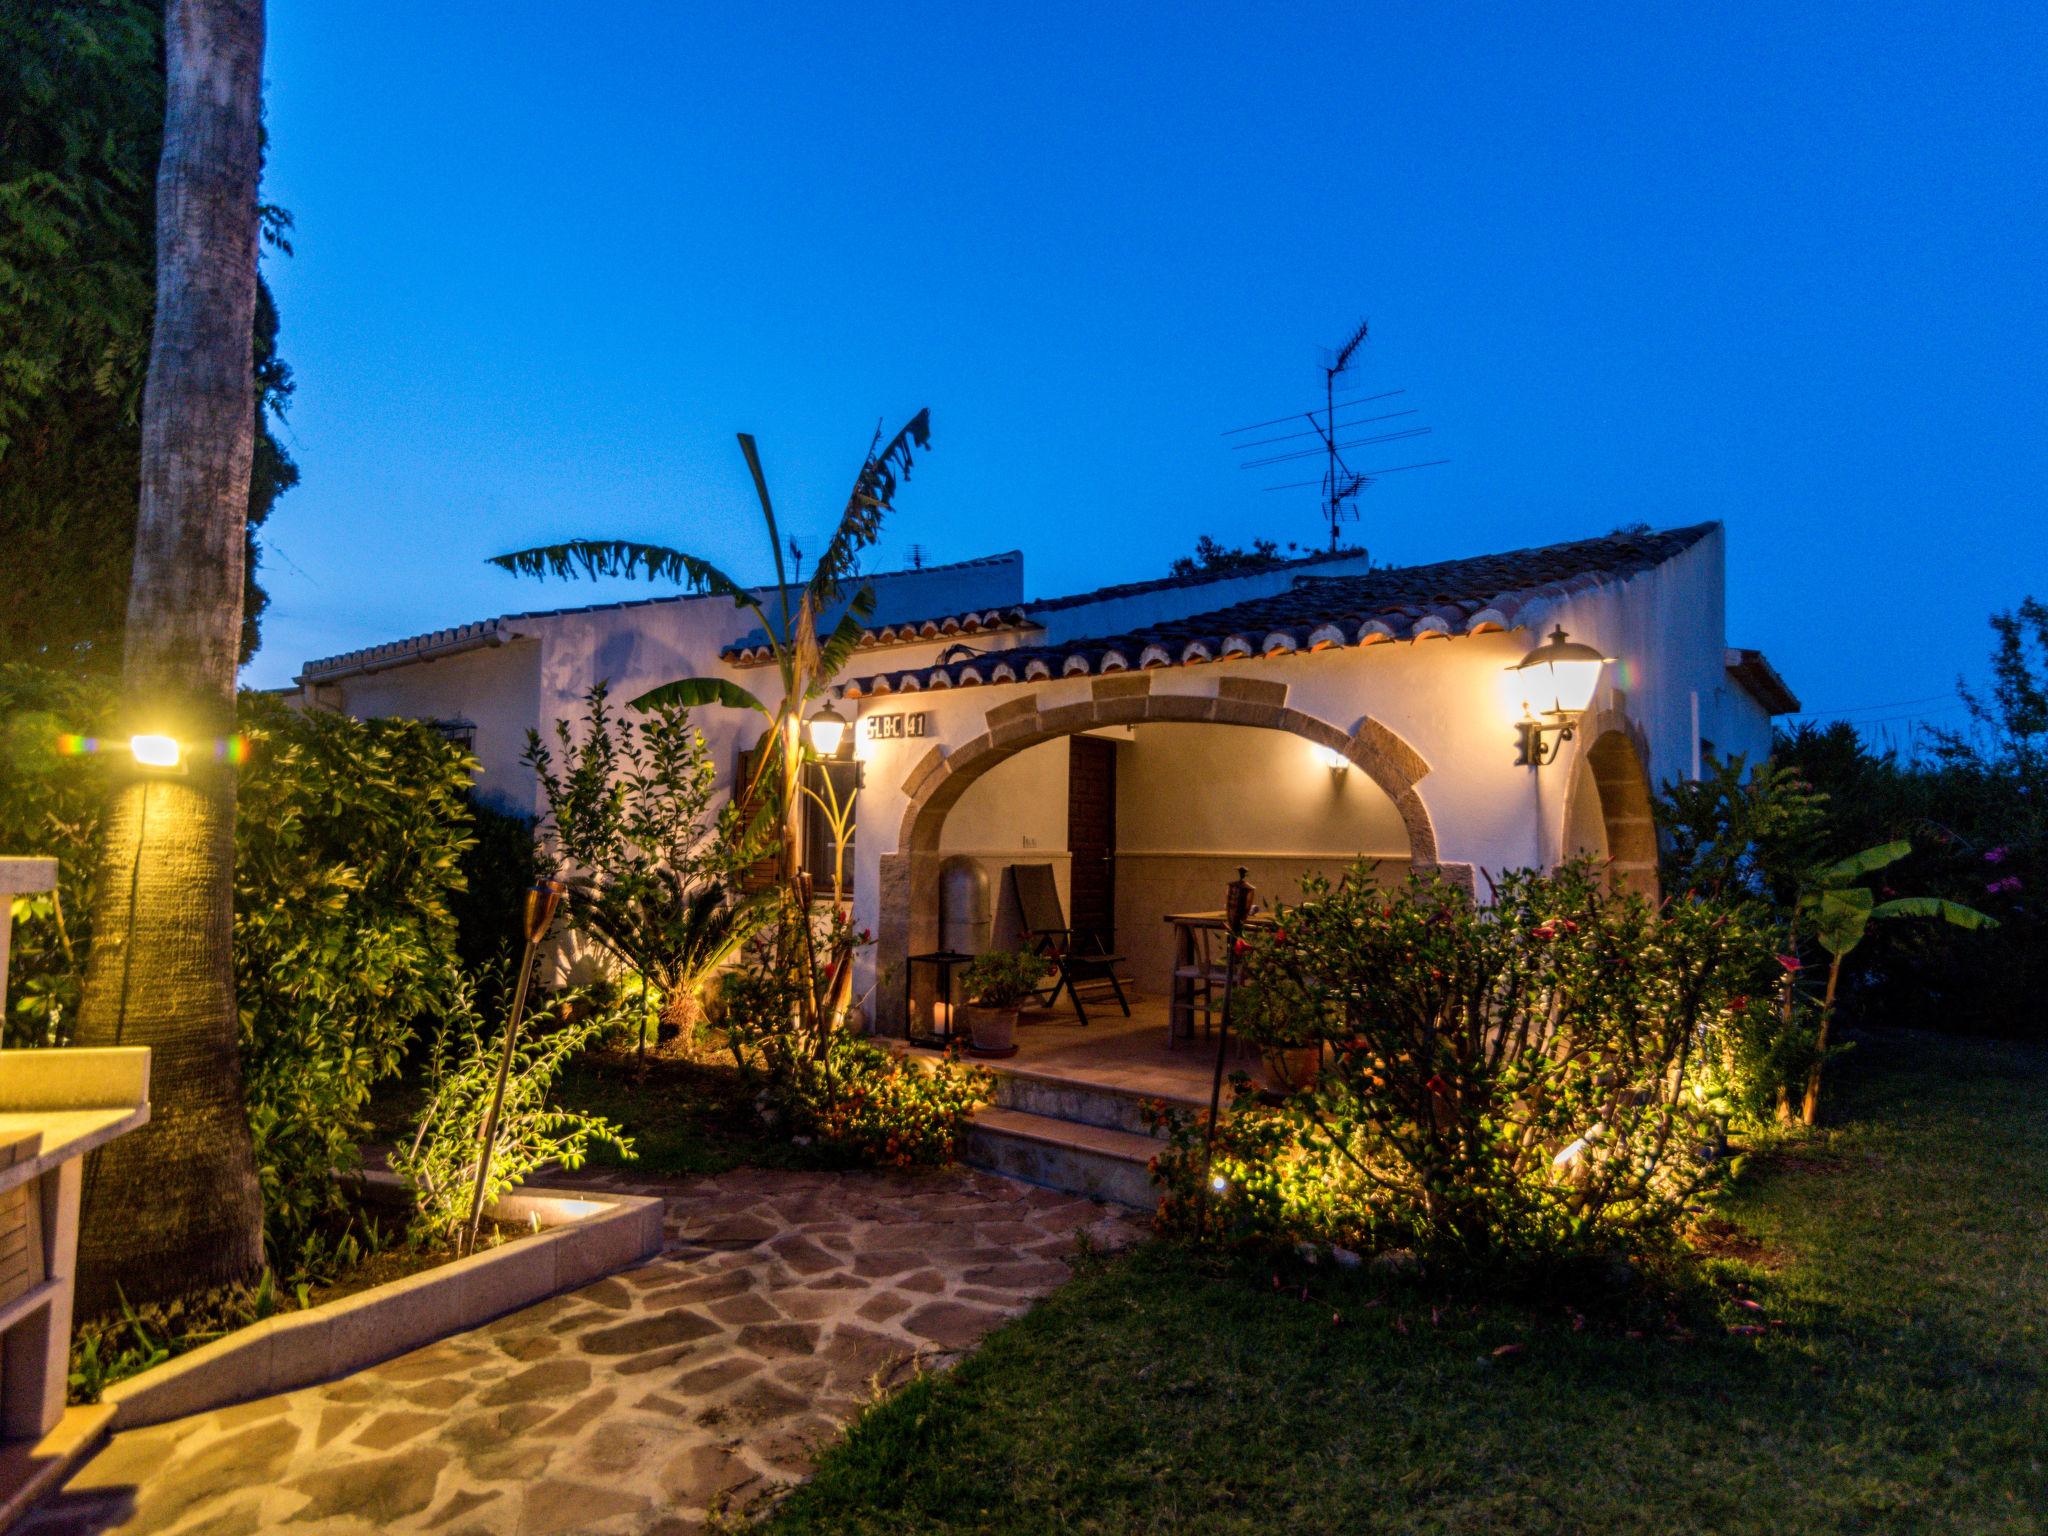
[1195,866,1256,1240]
[465,878,566,1254]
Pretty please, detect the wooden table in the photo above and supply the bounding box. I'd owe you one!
[1160,911,1273,1040]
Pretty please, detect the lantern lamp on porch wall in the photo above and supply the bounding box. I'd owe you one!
[1509,626,1612,768]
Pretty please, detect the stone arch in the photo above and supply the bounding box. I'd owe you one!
[874,679,1442,1032]
[897,686,1437,862]
[1561,709,1658,899]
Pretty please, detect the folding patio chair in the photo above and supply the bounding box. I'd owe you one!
[1007,863,1131,1027]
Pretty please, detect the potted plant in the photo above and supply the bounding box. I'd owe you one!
[958,949,1051,1057]
[1233,974,1323,1093]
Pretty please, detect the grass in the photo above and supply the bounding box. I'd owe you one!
[554,1046,817,1177]
[765,1031,2048,1534]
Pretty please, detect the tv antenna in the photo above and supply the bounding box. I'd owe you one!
[1223,320,1447,552]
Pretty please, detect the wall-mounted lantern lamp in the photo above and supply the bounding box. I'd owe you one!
[1313,744,1351,776]
[1509,626,1611,767]
[807,703,849,759]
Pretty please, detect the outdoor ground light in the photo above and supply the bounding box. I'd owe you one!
[807,703,848,758]
[127,734,184,770]
[1510,626,1612,767]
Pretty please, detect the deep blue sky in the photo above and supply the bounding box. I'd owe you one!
[252,2,2045,747]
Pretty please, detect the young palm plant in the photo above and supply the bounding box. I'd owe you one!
[1789,839,1995,1123]
[493,411,932,1056]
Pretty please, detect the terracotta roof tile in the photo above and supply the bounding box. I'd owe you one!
[835,523,1717,699]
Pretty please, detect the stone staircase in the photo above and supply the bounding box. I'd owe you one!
[964,1060,1205,1209]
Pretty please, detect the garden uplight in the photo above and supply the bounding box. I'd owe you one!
[808,703,848,758]
[1509,626,1612,767]
[128,734,183,769]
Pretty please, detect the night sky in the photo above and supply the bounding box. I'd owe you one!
[251,2,2045,750]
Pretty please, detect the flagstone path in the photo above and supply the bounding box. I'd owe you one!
[24,1167,1145,1536]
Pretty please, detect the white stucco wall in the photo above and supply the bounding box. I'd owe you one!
[299,553,1026,819]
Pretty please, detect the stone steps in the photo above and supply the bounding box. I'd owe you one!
[964,1107,1162,1210]
[985,1061,1201,1136]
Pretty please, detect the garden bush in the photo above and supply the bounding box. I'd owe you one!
[234,692,479,1256]
[0,669,479,1263]
[1153,862,1780,1273]
[1752,601,2045,1037]
[775,1036,991,1168]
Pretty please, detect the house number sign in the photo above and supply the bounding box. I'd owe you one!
[864,712,928,740]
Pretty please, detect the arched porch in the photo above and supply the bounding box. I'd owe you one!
[871,682,1446,1044]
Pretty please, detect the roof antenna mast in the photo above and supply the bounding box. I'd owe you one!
[1318,320,1372,551]
[1222,320,1448,558]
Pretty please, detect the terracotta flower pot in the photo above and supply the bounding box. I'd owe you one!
[1263,1043,1322,1093]
[963,1004,1020,1058]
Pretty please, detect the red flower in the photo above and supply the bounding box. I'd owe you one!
[1424,1073,1450,1096]
[1728,994,1751,1012]
[1531,924,1558,941]
[1776,954,1802,974]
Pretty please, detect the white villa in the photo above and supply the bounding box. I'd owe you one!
[294,521,1794,1193]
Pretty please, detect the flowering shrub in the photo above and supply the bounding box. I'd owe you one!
[1152,862,1779,1271]
[778,1037,991,1169]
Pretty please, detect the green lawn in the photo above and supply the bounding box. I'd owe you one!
[766,1032,2048,1535]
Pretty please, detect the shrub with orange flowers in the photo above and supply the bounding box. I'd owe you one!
[778,1036,991,1170]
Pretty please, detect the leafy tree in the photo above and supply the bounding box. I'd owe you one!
[492,411,933,1061]
[0,0,297,669]
[526,682,766,1057]
[1656,753,1827,905]
[1169,535,1287,577]
[71,0,276,1308]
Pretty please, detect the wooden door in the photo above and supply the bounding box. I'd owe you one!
[1066,736,1117,953]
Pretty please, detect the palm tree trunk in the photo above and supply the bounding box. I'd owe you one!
[73,0,269,1311]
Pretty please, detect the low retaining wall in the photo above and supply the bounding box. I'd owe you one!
[102,1177,665,1430]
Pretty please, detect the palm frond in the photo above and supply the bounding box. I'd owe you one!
[629,676,771,716]
[491,541,766,617]
[804,408,931,616]
[737,434,793,646]
[811,585,878,694]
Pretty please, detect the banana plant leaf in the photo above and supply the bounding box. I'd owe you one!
[1871,896,1998,929]
[810,587,878,695]
[1812,839,1913,886]
[491,541,769,619]
[630,676,771,716]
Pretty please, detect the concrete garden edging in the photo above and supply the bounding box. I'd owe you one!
[100,1174,664,1430]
